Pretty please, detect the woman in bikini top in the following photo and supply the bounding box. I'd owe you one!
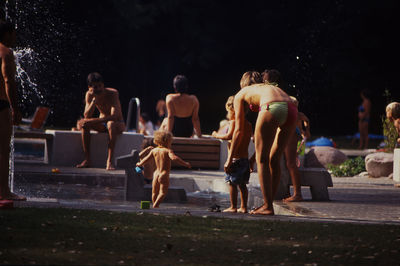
[225,83,297,216]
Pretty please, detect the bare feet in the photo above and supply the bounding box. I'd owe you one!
[283,195,303,203]
[106,162,116,171]
[237,207,248,213]
[222,207,237,213]
[250,205,274,215]
[76,160,90,168]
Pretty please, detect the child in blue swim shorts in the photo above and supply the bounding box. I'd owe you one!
[213,95,253,213]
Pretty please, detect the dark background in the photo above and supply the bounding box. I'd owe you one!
[2,0,400,136]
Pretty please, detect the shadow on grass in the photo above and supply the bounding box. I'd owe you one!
[0,207,399,265]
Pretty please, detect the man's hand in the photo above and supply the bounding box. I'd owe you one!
[185,162,191,169]
[11,109,22,125]
[211,131,218,138]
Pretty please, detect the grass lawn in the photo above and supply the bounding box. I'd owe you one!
[1,207,399,265]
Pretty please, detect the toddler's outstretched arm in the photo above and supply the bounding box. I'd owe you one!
[168,150,191,168]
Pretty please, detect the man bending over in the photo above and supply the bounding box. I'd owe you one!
[76,72,125,170]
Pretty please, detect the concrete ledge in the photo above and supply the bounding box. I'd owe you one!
[46,130,144,168]
[275,158,333,201]
[219,139,255,171]
[394,148,400,182]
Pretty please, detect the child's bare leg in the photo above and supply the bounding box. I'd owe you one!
[152,176,160,206]
[153,176,169,208]
[223,184,238,213]
[283,134,303,202]
[238,184,248,213]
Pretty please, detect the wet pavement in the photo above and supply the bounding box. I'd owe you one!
[11,162,400,225]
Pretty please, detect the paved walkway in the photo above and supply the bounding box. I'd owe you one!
[12,163,400,225]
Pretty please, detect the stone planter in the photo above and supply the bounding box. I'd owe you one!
[365,152,394,178]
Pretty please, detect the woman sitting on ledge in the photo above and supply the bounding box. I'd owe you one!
[165,75,201,138]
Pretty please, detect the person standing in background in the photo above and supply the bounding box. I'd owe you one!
[358,89,371,149]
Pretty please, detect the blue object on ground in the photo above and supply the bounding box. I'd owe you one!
[306,137,334,147]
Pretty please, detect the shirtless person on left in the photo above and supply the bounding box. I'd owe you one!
[76,72,125,170]
[0,20,25,201]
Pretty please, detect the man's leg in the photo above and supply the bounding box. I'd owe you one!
[283,134,303,202]
[0,109,12,199]
[106,121,125,170]
[76,120,107,168]
[270,123,296,200]
[0,109,25,200]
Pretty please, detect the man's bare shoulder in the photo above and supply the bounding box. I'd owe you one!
[0,45,14,60]
[105,87,119,94]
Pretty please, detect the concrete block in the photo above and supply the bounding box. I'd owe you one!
[219,140,228,171]
[275,158,333,201]
[219,139,256,171]
[169,178,196,192]
[212,179,230,193]
[192,179,214,192]
[46,130,144,168]
[143,185,187,203]
[394,149,400,182]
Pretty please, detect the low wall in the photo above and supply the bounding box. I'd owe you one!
[394,148,400,182]
[46,130,144,168]
[219,140,255,171]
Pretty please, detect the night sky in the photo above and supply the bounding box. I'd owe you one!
[2,0,400,136]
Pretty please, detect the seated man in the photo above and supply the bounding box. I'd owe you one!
[166,75,201,138]
[76,72,125,170]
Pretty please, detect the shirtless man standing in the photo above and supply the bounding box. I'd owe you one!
[76,72,125,170]
[0,20,25,201]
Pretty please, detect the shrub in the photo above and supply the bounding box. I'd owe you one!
[382,89,397,153]
[327,156,365,177]
[382,116,397,153]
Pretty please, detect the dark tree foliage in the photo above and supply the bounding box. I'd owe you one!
[1,0,399,135]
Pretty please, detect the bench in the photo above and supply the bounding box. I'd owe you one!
[45,130,144,168]
[171,137,221,169]
[116,150,187,202]
[275,158,333,201]
[145,136,222,169]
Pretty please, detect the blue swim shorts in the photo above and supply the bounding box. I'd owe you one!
[225,158,250,186]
